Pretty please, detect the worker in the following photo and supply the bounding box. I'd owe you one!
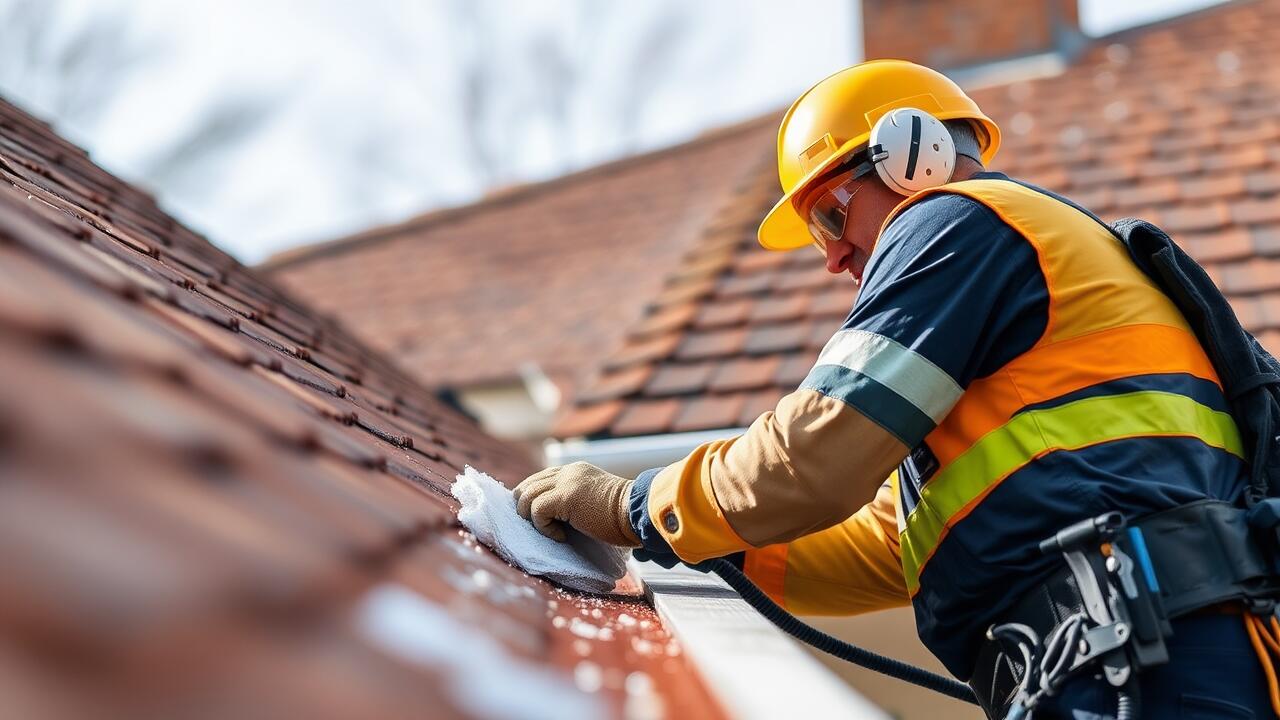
[515,60,1280,718]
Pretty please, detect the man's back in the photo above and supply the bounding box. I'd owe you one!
[878,175,1248,676]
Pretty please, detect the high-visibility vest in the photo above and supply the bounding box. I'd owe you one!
[886,179,1245,598]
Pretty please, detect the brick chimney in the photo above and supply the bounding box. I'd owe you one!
[861,0,1084,72]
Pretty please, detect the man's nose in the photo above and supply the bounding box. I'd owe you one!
[825,240,854,275]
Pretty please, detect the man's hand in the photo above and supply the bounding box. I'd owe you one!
[513,462,641,547]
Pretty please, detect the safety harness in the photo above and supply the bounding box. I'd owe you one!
[697,216,1280,720]
[969,217,1280,718]
[965,218,1280,719]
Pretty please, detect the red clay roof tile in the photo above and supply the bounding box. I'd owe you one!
[603,331,681,370]
[743,322,810,355]
[708,355,783,393]
[671,394,747,433]
[693,297,753,328]
[551,398,625,438]
[0,96,724,717]
[575,363,655,403]
[646,361,718,396]
[611,398,683,437]
[748,294,810,324]
[738,387,787,427]
[265,115,777,389]
[675,327,748,360]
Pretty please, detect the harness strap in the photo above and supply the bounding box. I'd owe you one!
[1229,372,1280,401]
[1136,500,1280,617]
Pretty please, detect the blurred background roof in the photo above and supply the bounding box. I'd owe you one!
[0,0,1229,263]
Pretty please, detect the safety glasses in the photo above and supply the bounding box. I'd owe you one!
[803,156,876,256]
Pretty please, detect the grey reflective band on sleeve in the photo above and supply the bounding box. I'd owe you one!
[812,329,963,424]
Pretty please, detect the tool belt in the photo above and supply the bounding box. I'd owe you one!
[969,500,1280,719]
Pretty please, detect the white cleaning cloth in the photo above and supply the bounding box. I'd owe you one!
[451,466,630,594]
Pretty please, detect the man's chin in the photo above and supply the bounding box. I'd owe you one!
[849,249,871,282]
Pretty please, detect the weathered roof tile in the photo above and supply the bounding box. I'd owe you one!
[0,96,723,717]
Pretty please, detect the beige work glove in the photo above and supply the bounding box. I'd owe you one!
[514,461,641,547]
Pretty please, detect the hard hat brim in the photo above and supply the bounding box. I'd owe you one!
[758,135,866,251]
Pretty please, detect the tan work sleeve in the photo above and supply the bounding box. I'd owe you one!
[645,388,911,562]
[741,477,908,615]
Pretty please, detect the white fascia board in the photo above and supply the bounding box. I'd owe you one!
[543,427,748,476]
[634,560,888,720]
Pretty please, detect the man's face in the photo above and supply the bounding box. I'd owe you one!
[795,167,881,282]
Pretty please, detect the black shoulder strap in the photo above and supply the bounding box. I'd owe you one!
[1111,217,1280,505]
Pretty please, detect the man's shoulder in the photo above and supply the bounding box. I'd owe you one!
[880,188,1014,250]
[866,181,1035,285]
[893,189,997,223]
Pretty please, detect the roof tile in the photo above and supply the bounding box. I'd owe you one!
[0,95,725,717]
[716,272,773,298]
[610,398,682,437]
[743,322,809,355]
[1251,226,1280,255]
[693,298,753,328]
[810,286,857,318]
[646,361,717,396]
[1244,170,1280,195]
[1231,198,1280,226]
[1183,228,1254,264]
[675,327,748,360]
[707,356,783,393]
[266,115,778,388]
[1159,202,1232,233]
[671,395,747,433]
[1113,178,1180,209]
[630,302,697,338]
[551,399,624,438]
[1222,258,1280,294]
[776,354,813,386]
[738,388,787,426]
[603,331,680,370]
[575,364,654,403]
[748,294,810,324]
[1179,174,1247,202]
[1203,144,1270,172]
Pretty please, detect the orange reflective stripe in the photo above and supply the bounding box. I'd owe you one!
[929,323,1221,468]
[743,543,790,609]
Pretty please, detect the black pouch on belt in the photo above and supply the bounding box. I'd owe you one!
[969,570,1088,718]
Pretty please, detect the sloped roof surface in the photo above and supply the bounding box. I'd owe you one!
[0,97,722,718]
[553,0,1280,438]
[264,116,778,391]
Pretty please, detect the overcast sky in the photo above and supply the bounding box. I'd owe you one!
[0,0,1228,263]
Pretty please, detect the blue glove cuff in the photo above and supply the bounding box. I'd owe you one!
[629,467,675,558]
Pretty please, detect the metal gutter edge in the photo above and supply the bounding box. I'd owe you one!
[634,560,888,720]
[543,427,748,477]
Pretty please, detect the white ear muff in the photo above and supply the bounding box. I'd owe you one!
[868,108,956,196]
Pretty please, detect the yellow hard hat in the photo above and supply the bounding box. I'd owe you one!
[758,59,1001,251]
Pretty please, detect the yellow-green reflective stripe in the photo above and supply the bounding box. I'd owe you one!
[901,391,1243,593]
